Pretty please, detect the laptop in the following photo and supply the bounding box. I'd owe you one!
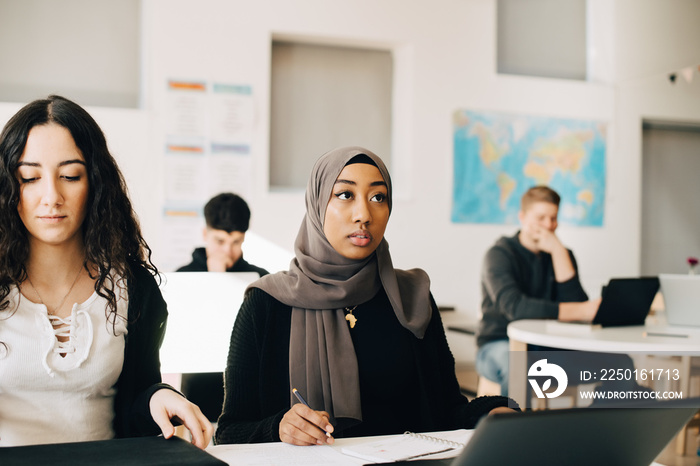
[449,397,700,466]
[158,271,260,374]
[382,398,700,466]
[0,436,226,465]
[659,274,700,327]
[592,277,660,327]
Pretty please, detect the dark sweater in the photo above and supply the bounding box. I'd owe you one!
[176,247,269,277]
[215,287,515,444]
[113,262,176,438]
[477,232,588,347]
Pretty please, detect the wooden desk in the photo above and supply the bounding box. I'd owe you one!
[507,319,700,454]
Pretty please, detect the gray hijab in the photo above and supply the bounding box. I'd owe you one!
[250,146,432,424]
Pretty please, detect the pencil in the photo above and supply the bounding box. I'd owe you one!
[643,331,688,338]
[292,388,332,437]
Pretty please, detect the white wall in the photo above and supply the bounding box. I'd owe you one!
[0,0,141,107]
[140,0,617,316]
[2,0,699,320]
[614,0,700,290]
[614,0,700,82]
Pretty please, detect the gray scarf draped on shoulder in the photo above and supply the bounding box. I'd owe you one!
[249,146,432,425]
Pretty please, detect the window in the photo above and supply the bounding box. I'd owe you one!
[0,0,141,108]
[270,40,393,189]
[497,0,587,80]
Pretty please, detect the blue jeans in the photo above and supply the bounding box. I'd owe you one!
[476,339,510,396]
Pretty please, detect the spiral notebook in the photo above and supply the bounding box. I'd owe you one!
[341,430,468,463]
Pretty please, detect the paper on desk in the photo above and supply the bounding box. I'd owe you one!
[341,430,472,463]
[206,431,474,465]
[207,442,360,466]
[415,430,474,460]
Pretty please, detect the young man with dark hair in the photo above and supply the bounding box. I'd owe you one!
[476,186,601,396]
[177,193,268,424]
[177,192,268,276]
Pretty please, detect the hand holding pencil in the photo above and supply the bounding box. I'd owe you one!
[278,388,335,446]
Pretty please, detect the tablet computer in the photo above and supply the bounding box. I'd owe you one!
[593,277,660,327]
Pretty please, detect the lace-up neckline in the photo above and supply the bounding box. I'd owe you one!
[47,314,78,356]
[41,306,95,377]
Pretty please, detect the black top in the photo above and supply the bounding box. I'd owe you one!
[343,289,421,437]
[477,232,588,347]
[176,247,269,277]
[114,262,176,438]
[215,287,515,444]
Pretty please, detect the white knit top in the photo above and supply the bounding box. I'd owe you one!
[0,285,128,446]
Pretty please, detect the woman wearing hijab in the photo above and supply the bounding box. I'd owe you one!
[215,147,515,446]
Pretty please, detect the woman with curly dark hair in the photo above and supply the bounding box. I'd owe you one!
[0,95,212,447]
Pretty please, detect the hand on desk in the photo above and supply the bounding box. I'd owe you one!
[558,298,602,323]
[279,403,335,446]
[149,388,213,449]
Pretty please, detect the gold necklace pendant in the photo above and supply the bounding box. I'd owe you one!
[344,305,358,329]
[345,313,357,329]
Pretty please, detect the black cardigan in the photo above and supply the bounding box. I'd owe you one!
[112,262,174,438]
[215,287,514,444]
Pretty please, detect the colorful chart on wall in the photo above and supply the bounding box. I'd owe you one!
[161,79,255,271]
[452,110,606,226]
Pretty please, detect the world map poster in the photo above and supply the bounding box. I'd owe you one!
[452,110,606,227]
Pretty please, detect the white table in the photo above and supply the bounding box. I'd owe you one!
[203,430,682,466]
[507,318,700,454]
[206,430,470,465]
[508,319,700,355]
